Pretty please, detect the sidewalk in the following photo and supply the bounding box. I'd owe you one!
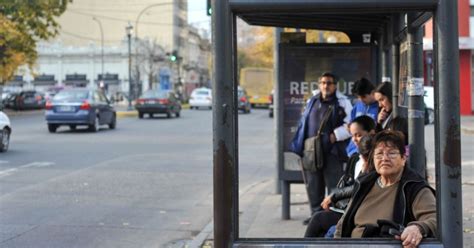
[195,116,474,247]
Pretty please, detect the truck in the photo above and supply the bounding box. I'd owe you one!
[239,67,273,107]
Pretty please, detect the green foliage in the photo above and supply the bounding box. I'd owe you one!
[238,26,274,72]
[0,0,70,83]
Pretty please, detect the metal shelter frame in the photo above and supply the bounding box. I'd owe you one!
[212,0,463,247]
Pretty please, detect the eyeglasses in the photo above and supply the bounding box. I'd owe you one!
[374,150,400,159]
[319,81,335,85]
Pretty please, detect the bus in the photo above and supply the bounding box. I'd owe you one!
[239,67,273,107]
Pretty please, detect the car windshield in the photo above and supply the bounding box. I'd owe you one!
[194,90,210,96]
[141,91,167,98]
[238,90,245,97]
[54,91,89,101]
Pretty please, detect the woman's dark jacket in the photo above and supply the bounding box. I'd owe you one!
[330,153,360,209]
[339,166,434,237]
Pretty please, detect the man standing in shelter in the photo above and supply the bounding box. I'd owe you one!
[290,72,353,225]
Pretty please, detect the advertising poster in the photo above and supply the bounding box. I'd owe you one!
[280,45,373,158]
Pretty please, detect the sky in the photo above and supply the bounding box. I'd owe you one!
[187,0,211,34]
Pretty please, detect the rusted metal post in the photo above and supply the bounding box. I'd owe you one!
[213,0,237,246]
[434,0,463,246]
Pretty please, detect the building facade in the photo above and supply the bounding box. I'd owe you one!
[423,0,473,115]
[6,0,210,101]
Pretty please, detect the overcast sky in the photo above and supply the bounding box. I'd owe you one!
[187,0,210,32]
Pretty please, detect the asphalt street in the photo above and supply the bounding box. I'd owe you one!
[2,109,473,247]
[0,108,275,248]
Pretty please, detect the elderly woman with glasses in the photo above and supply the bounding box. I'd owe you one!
[334,130,436,248]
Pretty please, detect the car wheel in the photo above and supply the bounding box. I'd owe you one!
[138,112,144,119]
[89,116,99,132]
[48,124,58,133]
[166,111,172,118]
[109,115,116,129]
[69,125,76,131]
[269,111,273,118]
[175,111,180,118]
[0,128,10,152]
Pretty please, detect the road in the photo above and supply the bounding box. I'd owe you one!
[2,109,473,246]
[0,109,274,247]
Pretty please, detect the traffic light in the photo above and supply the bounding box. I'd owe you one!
[207,0,212,16]
[169,50,178,62]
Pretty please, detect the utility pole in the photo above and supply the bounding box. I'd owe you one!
[126,23,133,110]
[92,17,104,89]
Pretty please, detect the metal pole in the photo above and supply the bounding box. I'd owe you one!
[134,2,173,95]
[93,17,105,88]
[127,25,133,111]
[434,0,463,246]
[382,23,392,82]
[213,0,236,246]
[377,33,384,82]
[407,13,425,177]
[391,14,401,117]
[274,27,282,195]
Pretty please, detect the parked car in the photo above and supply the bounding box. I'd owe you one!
[189,87,212,109]
[135,90,181,118]
[44,86,66,101]
[45,88,116,133]
[4,90,46,110]
[238,87,251,113]
[0,110,12,152]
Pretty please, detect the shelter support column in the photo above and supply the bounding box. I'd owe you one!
[391,14,403,117]
[213,0,237,246]
[435,0,463,247]
[274,28,283,194]
[407,13,426,177]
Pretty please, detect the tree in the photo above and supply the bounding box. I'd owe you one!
[0,0,70,84]
[0,16,34,83]
[136,38,166,90]
[238,26,274,76]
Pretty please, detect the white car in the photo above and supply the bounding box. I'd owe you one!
[189,87,212,109]
[0,111,11,152]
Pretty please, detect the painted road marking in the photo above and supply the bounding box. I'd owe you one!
[0,162,55,178]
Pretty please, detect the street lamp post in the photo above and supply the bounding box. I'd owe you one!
[126,23,133,110]
[92,17,104,89]
[134,2,173,95]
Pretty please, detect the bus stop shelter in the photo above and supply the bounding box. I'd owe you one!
[212,0,463,247]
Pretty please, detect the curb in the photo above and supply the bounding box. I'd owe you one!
[116,111,138,118]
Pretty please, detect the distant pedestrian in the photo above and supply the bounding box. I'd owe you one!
[290,72,353,225]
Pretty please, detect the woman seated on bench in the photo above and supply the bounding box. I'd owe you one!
[334,130,436,247]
